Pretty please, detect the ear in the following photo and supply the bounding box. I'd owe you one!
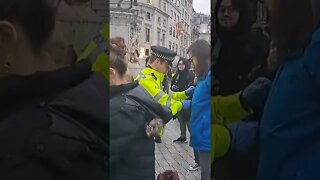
[155,58,162,64]
[109,68,116,76]
[0,21,17,47]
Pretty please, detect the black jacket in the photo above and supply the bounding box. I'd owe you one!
[0,61,108,180]
[212,29,270,96]
[212,0,270,96]
[171,69,195,92]
[110,82,172,180]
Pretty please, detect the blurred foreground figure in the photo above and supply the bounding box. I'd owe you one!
[0,0,108,179]
[257,0,320,179]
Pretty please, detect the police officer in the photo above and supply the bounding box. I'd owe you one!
[135,46,195,143]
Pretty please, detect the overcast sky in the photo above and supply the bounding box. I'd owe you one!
[193,0,211,14]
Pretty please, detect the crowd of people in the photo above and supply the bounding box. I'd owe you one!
[109,37,211,180]
[1,0,320,179]
[212,0,320,180]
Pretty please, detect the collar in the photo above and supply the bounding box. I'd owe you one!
[110,82,138,98]
[141,67,165,82]
[0,60,92,115]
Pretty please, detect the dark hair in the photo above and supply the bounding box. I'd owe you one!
[145,56,150,66]
[177,57,191,71]
[0,0,57,51]
[215,0,255,40]
[269,0,318,59]
[110,52,127,77]
[187,40,210,79]
[149,54,166,64]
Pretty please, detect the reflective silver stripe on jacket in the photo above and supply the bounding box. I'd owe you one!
[166,93,173,108]
[154,91,166,102]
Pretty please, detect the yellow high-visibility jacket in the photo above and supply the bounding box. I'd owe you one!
[77,24,108,80]
[135,67,189,116]
[211,93,253,163]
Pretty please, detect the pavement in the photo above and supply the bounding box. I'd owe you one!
[155,119,201,180]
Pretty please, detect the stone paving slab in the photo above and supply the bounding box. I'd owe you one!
[155,120,201,180]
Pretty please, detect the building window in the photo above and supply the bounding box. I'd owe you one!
[158,17,161,25]
[182,9,184,19]
[158,31,161,45]
[162,33,165,46]
[163,19,166,27]
[146,28,150,42]
[176,45,178,52]
[171,10,173,18]
[177,15,179,22]
[147,12,151,20]
[146,49,150,56]
[163,3,166,12]
[169,41,172,49]
[173,28,176,37]
[158,0,161,9]
[173,43,175,51]
[170,26,172,35]
[174,13,176,21]
[177,0,180,7]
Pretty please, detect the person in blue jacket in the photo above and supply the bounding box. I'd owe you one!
[257,0,320,179]
[182,39,211,180]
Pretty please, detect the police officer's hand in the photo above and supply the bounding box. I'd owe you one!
[241,77,272,112]
[182,100,191,110]
[171,85,179,91]
[185,86,195,98]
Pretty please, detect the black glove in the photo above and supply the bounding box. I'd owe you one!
[241,77,272,112]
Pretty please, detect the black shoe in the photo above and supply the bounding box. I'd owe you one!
[173,137,186,143]
[155,137,162,143]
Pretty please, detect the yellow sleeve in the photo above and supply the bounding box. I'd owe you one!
[92,53,108,80]
[211,93,253,125]
[138,76,182,116]
[172,91,189,101]
[77,41,97,62]
[77,24,108,63]
[211,124,231,163]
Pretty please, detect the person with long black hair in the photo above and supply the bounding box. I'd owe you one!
[212,0,270,96]
[171,57,195,143]
[185,40,211,180]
